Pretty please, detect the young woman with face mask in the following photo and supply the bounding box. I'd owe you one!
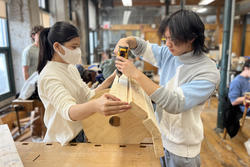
[37,22,131,145]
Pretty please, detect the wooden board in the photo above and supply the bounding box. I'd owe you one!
[15,142,161,167]
[82,77,151,144]
[82,75,164,157]
[0,124,24,167]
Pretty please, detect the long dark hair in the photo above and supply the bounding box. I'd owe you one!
[158,9,208,55]
[37,22,79,73]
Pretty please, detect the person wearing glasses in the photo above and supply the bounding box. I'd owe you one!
[114,10,220,167]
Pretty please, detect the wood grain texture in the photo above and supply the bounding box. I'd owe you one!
[16,142,161,167]
[0,124,24,167]
[82,75,164,157]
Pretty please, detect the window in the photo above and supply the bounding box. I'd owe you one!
[38,0,49,12]
[0,18,8,47]
[0,2,15,101]
[0,53,10,95]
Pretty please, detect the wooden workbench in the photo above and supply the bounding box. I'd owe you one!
[15,142,161,167]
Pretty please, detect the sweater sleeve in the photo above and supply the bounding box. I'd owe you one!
[150,80,215,114]
[131,37,172,68]
[39,76,77,121]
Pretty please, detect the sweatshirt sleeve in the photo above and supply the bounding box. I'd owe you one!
[131,37,172,68]
[150,80,215,114]
[39,76,77,121]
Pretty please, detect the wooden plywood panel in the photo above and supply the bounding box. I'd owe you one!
[142,31,159,73]
[0,124,24,167]
[218,24,244,57]
[144,31,160,45]
[82,76,164,157]
[16,142,161,167]
[83,76,151,144]
[82,109,152,144]
[231,25,243,57]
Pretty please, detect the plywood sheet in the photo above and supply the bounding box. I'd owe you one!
[16,142,161,167]
[82,75,164,157]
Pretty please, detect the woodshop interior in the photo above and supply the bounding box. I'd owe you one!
[0,0,250,167]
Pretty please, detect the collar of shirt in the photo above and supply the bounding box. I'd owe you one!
[177,51,206,65]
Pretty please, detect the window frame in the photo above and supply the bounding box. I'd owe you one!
[0,3,16,101]
[38,0,49,13]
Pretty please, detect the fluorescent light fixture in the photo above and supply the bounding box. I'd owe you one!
[123,10,131,24]
[199,0,215,5]
[122,0,132,6]
[196,8,207,13]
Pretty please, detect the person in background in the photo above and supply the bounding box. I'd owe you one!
[22,25,44,80]
[229,59,250,116]
[100,54,116,80]
[76,64,97,85]
[114,9,220,167]
[101,50,109,63]
[37,22,130,145]
[134,56,143,71]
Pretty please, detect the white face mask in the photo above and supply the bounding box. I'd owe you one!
[55,44,81,64]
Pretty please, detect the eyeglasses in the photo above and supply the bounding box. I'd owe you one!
[165,36,178,43]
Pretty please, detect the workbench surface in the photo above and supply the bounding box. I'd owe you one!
[15,142,161,167]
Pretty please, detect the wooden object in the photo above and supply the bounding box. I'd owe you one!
[16,142,161,167]
[33,100,46,138]
[11,99,46,139]
[240,92,250,129]
[82,76,164,158]
[0,124,24,167]
[12,99,34,114]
